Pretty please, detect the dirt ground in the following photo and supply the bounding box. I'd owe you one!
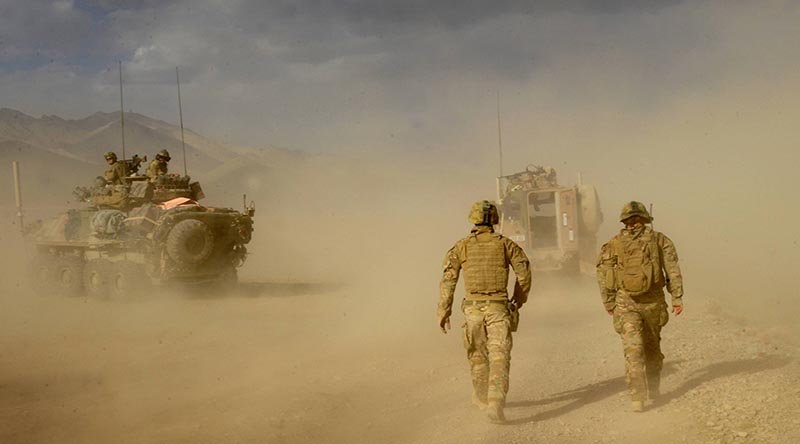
[1,239,798,444]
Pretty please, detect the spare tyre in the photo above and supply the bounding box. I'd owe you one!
[166,219,215,264]
[577,184,604,234]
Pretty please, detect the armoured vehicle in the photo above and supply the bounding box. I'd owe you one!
[25,171,255,298]
[496,165,602,274]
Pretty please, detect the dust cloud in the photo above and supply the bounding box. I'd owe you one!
[3,125,797,441]
[3,4,800,441]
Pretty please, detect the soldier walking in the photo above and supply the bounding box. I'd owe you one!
[596,201,684,412]
[438,200,531,423]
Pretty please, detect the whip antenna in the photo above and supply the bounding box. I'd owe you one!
[496,91,503,178]
[12,161,24,235]
[176,66,187,176]
[118,61,126,160]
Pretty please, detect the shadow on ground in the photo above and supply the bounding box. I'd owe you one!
[506,354,791,425]
[655,354,792,406]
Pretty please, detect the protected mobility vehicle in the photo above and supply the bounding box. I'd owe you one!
[496,165,602,274]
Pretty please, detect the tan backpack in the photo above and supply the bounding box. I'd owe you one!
[611,230,662,296]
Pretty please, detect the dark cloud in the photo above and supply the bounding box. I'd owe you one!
[2,0,799,156]
[237,0,685,32]
[0,0,95,60]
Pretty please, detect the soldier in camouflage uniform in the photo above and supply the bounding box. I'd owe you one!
[596,201,684,412]
[439,200,531,423]
[146,149,171,183]
[103,151,128,186]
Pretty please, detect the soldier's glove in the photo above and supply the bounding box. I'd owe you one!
[438,316,451,334]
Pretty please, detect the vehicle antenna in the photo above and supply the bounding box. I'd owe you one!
[12,161,24,235]
[649,203,655,229]
[176,66,188,176]
[118,61,126,161]
[496,91,504,202]
[496,91,503,178]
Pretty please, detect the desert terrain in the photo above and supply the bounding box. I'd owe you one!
[1,148,799,443]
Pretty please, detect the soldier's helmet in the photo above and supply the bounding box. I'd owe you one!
[468,200,500,226]
[104,151,117,161]
[157,149,171,161]
[619,201,652,222]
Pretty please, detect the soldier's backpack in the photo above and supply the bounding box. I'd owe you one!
[611,230,662,296]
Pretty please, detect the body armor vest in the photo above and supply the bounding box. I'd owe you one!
[460,233,509,294]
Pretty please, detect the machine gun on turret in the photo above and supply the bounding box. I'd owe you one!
[122,154,147,176]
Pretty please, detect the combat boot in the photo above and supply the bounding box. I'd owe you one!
[471,391,488,410]
[631,401,644,412]
[487,400,506,424]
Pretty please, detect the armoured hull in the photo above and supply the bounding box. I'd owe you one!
[26,177,255,299]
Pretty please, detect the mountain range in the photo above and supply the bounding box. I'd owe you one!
[0,108,307,206]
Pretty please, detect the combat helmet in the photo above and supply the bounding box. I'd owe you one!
[468,200,500,226]
[156,149,171,161]
[104,151,117,161]
[619,201,652,222]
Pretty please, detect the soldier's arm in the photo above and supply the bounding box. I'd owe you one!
[438,244,462,321]
[658,233,684,306]
[596,242,617,312]
[506,240,531,305]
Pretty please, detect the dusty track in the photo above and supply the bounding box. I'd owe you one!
[1,270,797,444]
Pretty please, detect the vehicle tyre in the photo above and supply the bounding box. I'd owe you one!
[83,259,111,299]
[107,261,146,300]
[166,219,215,265]
[54,256,85,297]
[29,254,56,296]
[577,185,603,233]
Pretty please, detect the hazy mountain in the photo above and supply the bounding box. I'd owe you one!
[0,108,307,206]
[0,108,236,172]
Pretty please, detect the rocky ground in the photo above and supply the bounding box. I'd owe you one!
[0,269,797,444]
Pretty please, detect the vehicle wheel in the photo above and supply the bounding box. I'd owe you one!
[577,184,603,233]
[83,259,111,299]
[166,219,215,265]
[29,255,56,296]
[54,256,85,297]
[107,262,145,300]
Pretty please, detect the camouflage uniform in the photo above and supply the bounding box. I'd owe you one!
[439,202,531,421]
[597,203,683,406]
[146,159,168,183]
[104,161,128,186]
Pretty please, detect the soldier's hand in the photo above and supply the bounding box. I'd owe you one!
[672,305,684,316]
[439,316,451,334]
[607,310,614,316]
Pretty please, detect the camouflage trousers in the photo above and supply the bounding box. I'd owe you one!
[461,300,513,405]
[612,290,670,402]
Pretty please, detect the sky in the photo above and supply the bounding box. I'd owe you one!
[2,0,799,159]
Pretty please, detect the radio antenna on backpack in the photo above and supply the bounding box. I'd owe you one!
[649,203,655,229]
[176,66,188,176]
[495,91,504,202]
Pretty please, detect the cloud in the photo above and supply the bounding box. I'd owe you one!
[2,0,800,155]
